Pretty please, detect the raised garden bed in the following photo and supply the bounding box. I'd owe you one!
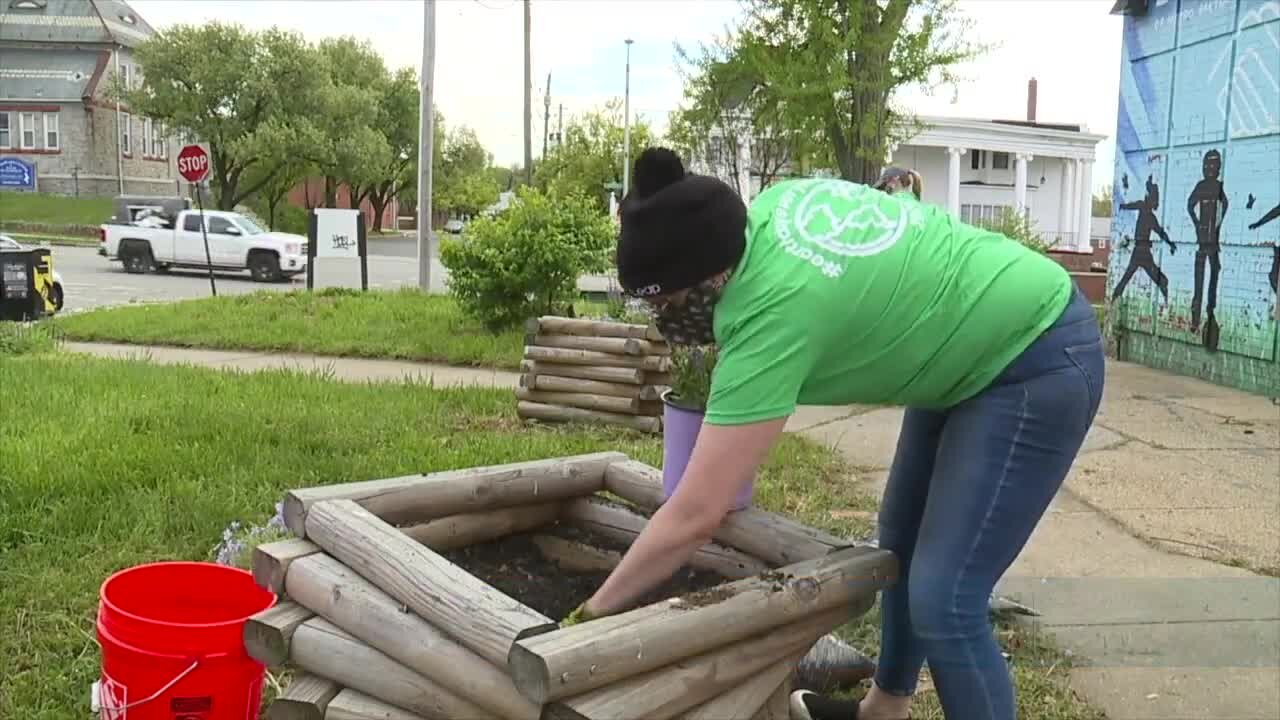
[246,452,897,720]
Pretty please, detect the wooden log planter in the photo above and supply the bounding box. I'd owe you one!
[248,452,897,720]
[517,316,674,434]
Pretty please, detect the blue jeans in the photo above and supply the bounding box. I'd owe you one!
[874,288,1105,719]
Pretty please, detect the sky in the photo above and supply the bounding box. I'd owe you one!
[129,0,1123,191]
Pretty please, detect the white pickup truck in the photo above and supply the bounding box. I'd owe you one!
[99,209,308,282]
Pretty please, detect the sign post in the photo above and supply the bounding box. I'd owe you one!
[306,208,367,291]
[177,144,216,297]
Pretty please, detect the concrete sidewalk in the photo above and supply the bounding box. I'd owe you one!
[62,341,1280,720]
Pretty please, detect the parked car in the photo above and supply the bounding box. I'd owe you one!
[0,234,64,312]
[99,209,308,282]
[443,219,465,234]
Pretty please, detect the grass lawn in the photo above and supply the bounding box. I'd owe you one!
[0,332,1103,719]
[9,232,100,247]
[54,287,527,370]
[0,192,114,226]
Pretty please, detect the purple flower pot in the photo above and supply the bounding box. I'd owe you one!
[661,391,753,511]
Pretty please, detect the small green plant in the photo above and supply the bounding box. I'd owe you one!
[0,321,61,355]
[979,207,1051,255]
[440,186,615,331]
[667,344,718,411]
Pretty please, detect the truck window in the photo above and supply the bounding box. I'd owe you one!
[209,217,236,234]
[183,215,202,232]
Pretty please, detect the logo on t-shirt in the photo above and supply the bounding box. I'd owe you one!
[772,179,922,278]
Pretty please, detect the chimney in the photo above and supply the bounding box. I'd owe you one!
[1027,77,1038,123]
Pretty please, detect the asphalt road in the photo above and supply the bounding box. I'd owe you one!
[51,244,446,314]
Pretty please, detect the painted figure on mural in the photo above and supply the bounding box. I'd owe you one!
[1112,175,1176,303]
[1247,203,1280,294]
[1186,149,1228,346]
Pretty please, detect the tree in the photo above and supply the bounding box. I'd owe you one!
[127,23,327,209]
[1092,184,1113,217]
[668,30,808,196]
[306,37,389,209]
[436,125,499,217]
[734,0,986,183]
[365,67,422,233]
[534,100,654,210]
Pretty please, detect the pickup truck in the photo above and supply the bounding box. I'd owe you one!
[99,209,308,282]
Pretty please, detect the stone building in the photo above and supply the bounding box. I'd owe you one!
[0,0,180,197]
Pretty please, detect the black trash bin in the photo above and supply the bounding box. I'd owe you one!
[0,247,55,322]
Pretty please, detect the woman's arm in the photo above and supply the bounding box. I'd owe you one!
[583,416,789,616]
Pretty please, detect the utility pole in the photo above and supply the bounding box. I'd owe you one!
[557,103,564,147]
[523,0,533,186]
[417,0,437,291]
[542,72,551,159]
[622,38,633,197]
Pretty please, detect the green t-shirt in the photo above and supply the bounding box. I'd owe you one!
[705,177,1074,426]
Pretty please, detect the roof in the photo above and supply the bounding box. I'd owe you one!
[0,46,104,101]
[903,114,1107,160]
[0,0,155,47]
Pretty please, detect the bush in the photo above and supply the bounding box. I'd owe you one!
[440,186,615,331]
[979,207,1051,255]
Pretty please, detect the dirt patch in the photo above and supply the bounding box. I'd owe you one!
[441,521,724,620]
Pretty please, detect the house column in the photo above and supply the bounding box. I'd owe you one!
[1057,159,1072,248]
[1076,158,1094,252]
[1064,159,1078,246]
[1014,152,1033,214]
[946,146,966,217]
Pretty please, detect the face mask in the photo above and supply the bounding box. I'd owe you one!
[650,278,724,346]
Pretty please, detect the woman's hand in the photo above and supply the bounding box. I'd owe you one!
[582,416,789,616]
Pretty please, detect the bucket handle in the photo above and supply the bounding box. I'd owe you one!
[98,652,229,715]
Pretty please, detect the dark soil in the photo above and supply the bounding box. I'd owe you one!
[439,521,726,620]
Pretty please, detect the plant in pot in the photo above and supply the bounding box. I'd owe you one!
[661,344,753,511]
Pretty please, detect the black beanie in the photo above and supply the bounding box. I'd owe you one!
[616,147,747,297]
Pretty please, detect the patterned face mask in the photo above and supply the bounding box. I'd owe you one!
[649,277,725,346]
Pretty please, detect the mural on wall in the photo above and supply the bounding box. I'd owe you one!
[1110,0,1279,367]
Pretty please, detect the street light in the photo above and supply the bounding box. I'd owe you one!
[622,38,633,198]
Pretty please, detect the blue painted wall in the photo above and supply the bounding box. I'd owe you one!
[1108,0,1279,396]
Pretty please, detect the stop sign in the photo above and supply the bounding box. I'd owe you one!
[177,144,210,183]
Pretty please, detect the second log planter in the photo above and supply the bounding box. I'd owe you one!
[249,452,897,720]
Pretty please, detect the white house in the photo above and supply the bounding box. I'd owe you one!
[689,80,1107,254]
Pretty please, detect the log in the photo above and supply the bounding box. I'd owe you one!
[562,496,768,579]
[518,401,662,433]
[399,501,562,550]
[286,553,540,720]
[325,690,426,720]
[515,387,642,415]
[306,499,557,667]
[603,460,851,566]
[677,651,802,720]
[254,537,322,594]
[508,545,896,704]
[528,333,670,357]
[644,371,673,386]
[520,373,662,401]
[291,618,498,720]
[245,600,314,667]
[269,672,339,720]
[520,360,646,385]
[543,607,851,720]
[283,452,623,539]
[527,316,665,342]
[532,533,621,573]
[524,346,671,372]
[751,675,793,720]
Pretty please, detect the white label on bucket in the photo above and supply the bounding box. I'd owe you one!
[101,674,128,720]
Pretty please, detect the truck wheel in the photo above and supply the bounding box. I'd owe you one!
[120,241,153,274]
[50,283,64,312]
[248,251,282,282]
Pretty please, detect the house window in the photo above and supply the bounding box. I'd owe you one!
[19,112,36,149]
[43,112,59,150]
[961,203,1011,225]
[159,124,167,159]
[992,151,1010,170]
[121,63,132,90]
[121,112,131,155]
[970,150,984,170]
[142,117,152,156]
[0,113,9,149]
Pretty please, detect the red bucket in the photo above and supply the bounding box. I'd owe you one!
[96,562,276,720]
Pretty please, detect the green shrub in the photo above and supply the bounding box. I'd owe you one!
[979,207,1051,255]
[667,344,718,411]
[440,186,614,331]
[0,322,61,355]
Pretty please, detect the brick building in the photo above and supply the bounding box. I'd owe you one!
[0,0,180,197]
[1106,0,1278,397]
